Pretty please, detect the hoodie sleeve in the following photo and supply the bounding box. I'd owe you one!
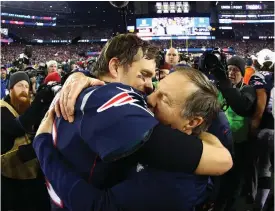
[33,133,122,211]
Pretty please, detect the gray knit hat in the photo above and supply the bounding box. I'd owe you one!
[227,56,246,76]
[9,71,30,90]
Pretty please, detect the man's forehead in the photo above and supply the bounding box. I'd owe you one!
[160,72,185,86]
[135,58,156,76]
[166,48,178,55]
[159,72,198,93]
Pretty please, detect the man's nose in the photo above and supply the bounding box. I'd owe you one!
[146,93,156,110]
[144,80,153,95]
[23,86,29,92]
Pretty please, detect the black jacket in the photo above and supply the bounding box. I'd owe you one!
[1,89,53,159]
[218,79,257,117]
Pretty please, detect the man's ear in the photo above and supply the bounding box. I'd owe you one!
[108,57,120,78]
[183,117,204,135]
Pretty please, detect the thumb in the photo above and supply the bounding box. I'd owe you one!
[88,78,105,86]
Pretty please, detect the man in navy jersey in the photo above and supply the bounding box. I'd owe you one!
[248,49,274,211]
[34,34,232,211]
[34,70,232,211]
[249,49,274,131]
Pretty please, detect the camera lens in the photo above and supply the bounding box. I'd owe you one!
[205,54,220,70]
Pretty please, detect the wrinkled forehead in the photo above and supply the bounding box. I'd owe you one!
[158,72,198,99]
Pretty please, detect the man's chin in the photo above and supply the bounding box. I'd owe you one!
[170,125,177,129]
[19,97,28,102]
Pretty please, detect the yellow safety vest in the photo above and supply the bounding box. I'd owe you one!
[0,100,39,180]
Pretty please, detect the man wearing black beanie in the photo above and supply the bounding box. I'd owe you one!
[8,71,31,90]
[227,56,246,87]
[1,71,51,211]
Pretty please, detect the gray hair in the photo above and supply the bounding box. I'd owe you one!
[47,60,57,69]
[175,67,220,135]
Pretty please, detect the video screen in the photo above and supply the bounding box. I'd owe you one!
[136,17,210,36]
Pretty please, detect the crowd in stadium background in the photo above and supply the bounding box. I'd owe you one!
[1,1,274,67]
[1,39,274,66]
[0,1,274,211]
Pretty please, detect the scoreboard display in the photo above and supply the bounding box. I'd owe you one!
[136,17,210,37]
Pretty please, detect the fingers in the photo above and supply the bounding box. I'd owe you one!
[56,74,105,123]
[66,84,83,123]
[62,86,70,119]
[54,98,61,118]
[64,76,89,122]
[58,73,86,121]
[59,86,68,120]
[66,78,105,122]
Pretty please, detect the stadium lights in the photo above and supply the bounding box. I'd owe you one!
[219,26,232,30]
[219,19,275,24]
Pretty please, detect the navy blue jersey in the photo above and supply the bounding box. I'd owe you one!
[205,111,233,201]
[195,111,233,205]
[208,111,233,154]
[33,112,230,211]
[249,71,274,129]
[47,83,158,208]
[249,71,274,93]
[34,133,204,211]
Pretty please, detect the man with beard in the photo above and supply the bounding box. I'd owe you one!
[1,71,52,211]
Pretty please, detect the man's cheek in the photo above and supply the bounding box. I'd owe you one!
[155,111,169,124]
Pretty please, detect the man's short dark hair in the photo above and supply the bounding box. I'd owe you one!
[92,34,159,77]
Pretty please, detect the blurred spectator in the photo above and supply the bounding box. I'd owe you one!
[244,58,256,85]
[1,66,9,99]
[46,60,58,75]
[165,48,180,67]
[44,71,61,84]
